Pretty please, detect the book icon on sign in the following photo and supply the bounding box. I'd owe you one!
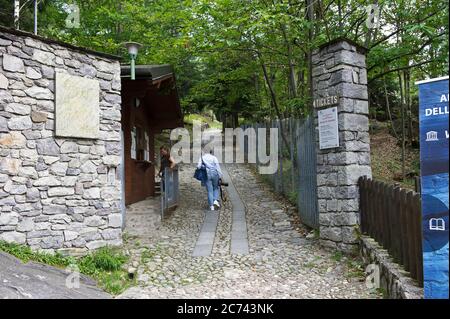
[429,218,446,231]
[426,131,438,141]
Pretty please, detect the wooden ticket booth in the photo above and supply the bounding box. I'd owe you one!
[121,65,183,205]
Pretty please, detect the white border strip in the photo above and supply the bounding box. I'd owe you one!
[415,76,449,85]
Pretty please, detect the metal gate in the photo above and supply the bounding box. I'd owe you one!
[296,116,319,229]
[240,116,319,229]
[160,167,179,219]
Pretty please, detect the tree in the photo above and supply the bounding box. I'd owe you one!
[2,0,447,148]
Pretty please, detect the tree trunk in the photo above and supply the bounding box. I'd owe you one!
[338,0,342,31]
[14,0,20,29]
[280,25,297,99]
[258,52,290,153]
[232,112,239,129]
[398,71,406,180]
[306,0,314,114]
[383,76,399,140]
[406,70,414,146]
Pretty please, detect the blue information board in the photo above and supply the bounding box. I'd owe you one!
[417,76,449,299]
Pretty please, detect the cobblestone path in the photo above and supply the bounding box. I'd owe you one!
[117,164,380,299]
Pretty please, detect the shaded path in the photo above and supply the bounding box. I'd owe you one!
[118,164,380,299]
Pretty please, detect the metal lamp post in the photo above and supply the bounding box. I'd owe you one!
[123,42,142,80]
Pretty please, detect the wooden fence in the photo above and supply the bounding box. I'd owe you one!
[359,176,423,286]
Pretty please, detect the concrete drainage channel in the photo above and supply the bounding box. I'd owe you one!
[192,165,249,257]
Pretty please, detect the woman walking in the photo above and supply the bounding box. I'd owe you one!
[197,146,223,211]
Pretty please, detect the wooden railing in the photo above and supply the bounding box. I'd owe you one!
[359,176,423,286]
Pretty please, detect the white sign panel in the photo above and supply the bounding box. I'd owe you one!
[55,72,100,139]
[318,106,339,149]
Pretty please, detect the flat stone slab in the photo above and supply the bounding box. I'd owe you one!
[231,239,249,255]
[232,223,247,232]
[195,237,215,246]
[192,244,213,257]
[223,166,250,255]
[55,72,100,139]
[274,221,291,227]
[0,252,110,299]
[197,232,215,241]
[231,231,248,240]
[192,211,219,257]
[200,223,218,232]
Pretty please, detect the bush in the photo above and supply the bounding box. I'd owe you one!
[79,247,127,274]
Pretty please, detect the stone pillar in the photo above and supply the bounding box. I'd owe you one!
[312,39,372,252]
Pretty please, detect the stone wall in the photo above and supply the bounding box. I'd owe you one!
[0,28,123,254]
[312,39,372,252]
[360,236,423,299]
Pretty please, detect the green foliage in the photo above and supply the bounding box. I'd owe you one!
[376,287,388,298]
[78,247,127,274]
[0,241,132,295]
[184,113,222,129]
[98,270,133,295]
[332,251,344,262]
[287,191,297,206]
[77,247,131,295]
[346,260,365,279]
[314,229,320,238]
[1,0,447,132]
[140,248,156,264]
[0,240,74,267]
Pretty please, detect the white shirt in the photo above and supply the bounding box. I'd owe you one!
[197,153,223,177]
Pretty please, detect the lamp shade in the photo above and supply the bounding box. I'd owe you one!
[123,42,142,56]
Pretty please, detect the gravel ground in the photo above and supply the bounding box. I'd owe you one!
[117,164,381,299]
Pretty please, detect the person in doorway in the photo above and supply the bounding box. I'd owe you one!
[197,146,223,211]
[158,145,176,191]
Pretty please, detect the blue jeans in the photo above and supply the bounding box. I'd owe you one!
[205,170,220,207]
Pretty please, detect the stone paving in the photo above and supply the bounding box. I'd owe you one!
[117,164,381,299]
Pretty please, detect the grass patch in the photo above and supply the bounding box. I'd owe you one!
[0,240,134,295]
[287,190,298,206]
[328,248,366,281]
[78,247,127,273]
[376,287,388,298]
[331,251,344,262]
[141,247,156,264]
[184,113,222,130]
[0,240,74,267]
[345,256,366,279]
